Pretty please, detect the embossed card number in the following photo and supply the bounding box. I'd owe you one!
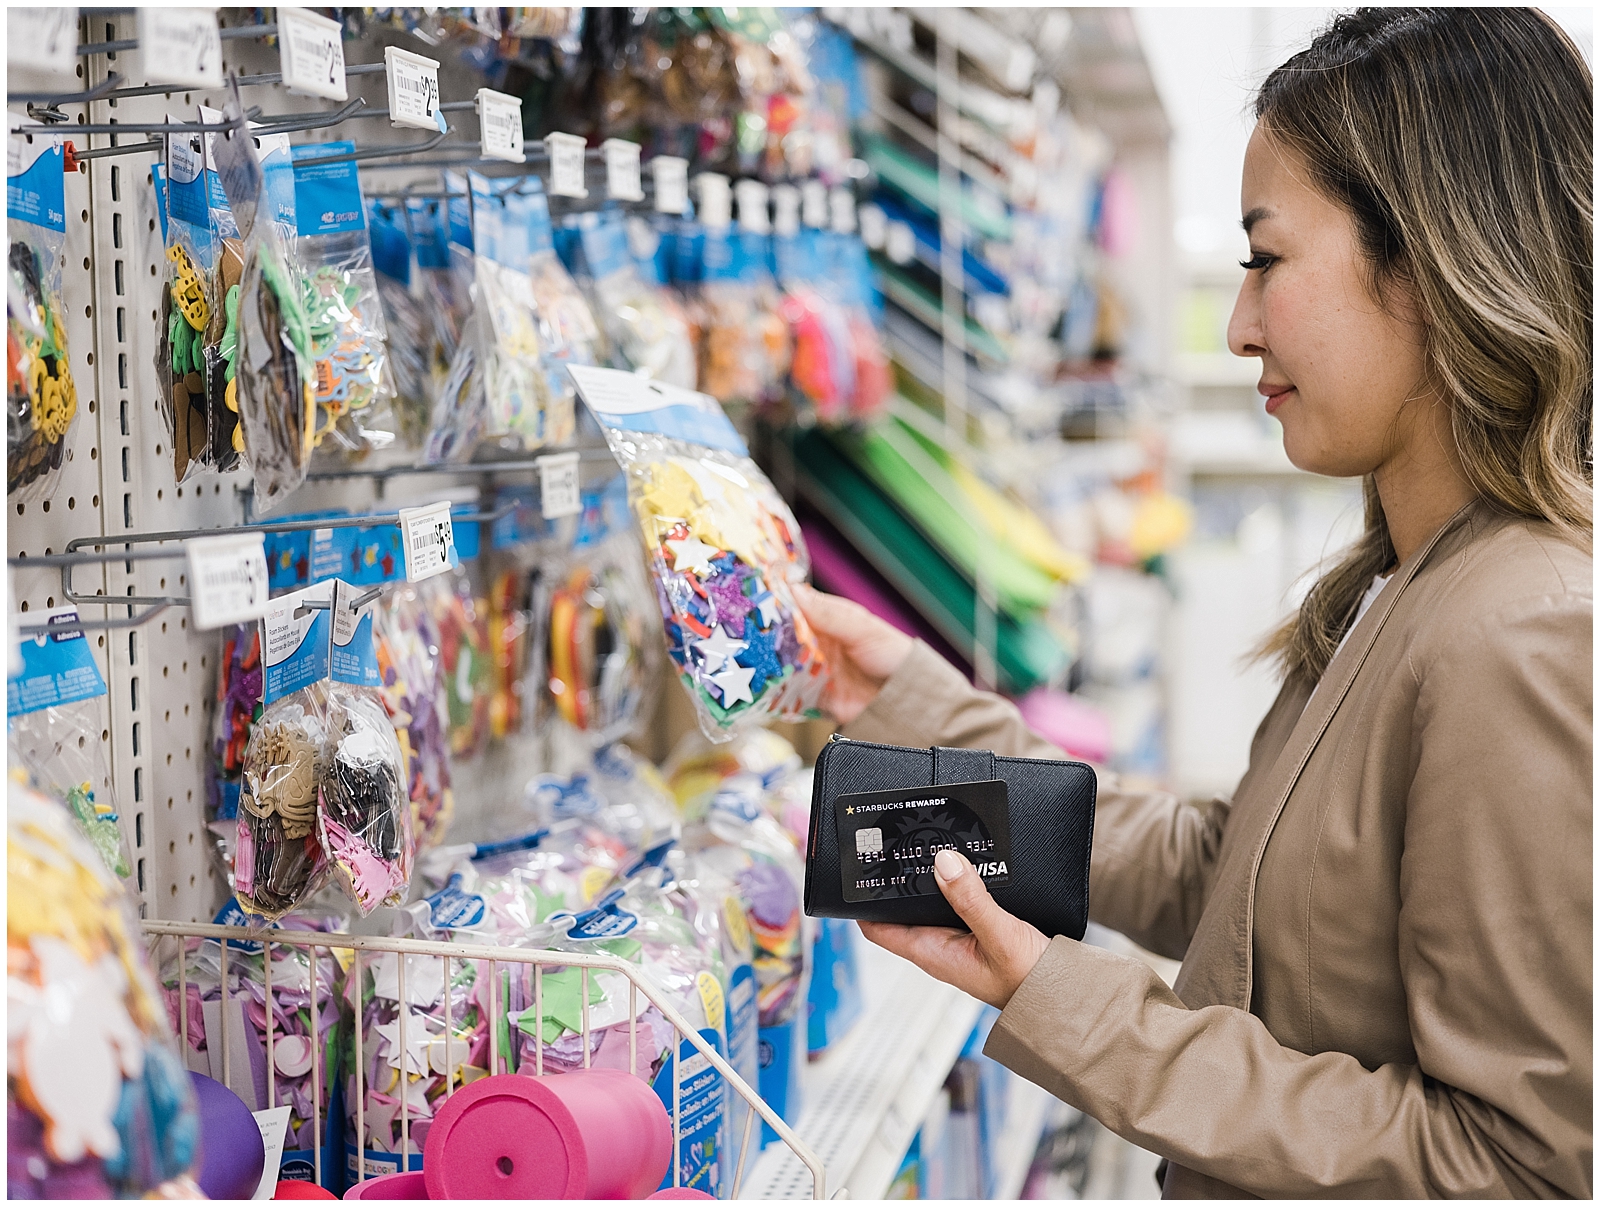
[835,779,1012,904]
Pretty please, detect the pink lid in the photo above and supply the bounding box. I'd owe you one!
[423,1075,584,1200]
[647,1189,717,1200]
[342,1170,429,1200]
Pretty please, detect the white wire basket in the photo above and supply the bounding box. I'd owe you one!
[141,921,826,1199]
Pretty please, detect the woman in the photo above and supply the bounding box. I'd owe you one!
[798,9,1591,1198]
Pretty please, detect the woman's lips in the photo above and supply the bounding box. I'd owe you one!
[1261,385,1295,414]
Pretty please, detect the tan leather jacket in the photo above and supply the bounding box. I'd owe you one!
[843,502,1592,1197]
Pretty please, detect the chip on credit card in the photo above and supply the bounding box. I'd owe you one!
[834,779,1012,904]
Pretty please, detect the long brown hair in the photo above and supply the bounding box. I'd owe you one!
[1252,8,1593,681]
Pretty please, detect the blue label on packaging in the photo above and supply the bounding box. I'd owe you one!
[329,582,381,688]
[320,523,404,586]
[8,614,108,715]
[557,890,640,940]
[291,142,366,235]
[444,170,473,251]
[527,772,606,820]
[807,917,864,1055]
[489,485,551,549]
[469,828,550,861]
[262,587,332,704]
[578,213,629,280]
[526,184,554,255]
[451,503,481,562]
[592,402,748,458]
[346,1146,424,1183]
[405,197,450,269]
[212,896,270,951]
[671,219,704,284]
[425,873,488,930]
[728,961,758,1086]
[166,127,211,230]
[653,1029,726,1195]
[620,838,677,879]
[701,230,736,281]
[151,162,170,241]
[7,131,66,231]
[758,1016,804,1148]
[499,188,532,267]
[369,200,411,284]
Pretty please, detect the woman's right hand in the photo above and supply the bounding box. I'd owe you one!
[795,584,914,727]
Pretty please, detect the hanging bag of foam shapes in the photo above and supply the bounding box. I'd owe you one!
[320,579,414,916]
[234,583,334,920]
[570,364,830,741]
[8,609,135,885]
[572,209,697,389]
[6,117,80,504]
[289,142,399,458]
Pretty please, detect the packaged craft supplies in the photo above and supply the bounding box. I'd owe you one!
[572,210,696,389]
[235,585,334,920]
[372,582,455,851]
[8,778,201,1198]
[158,901,347,1187]
[7,117,80,503]
[8,611,134,883]
[570,364,829,741]
[290,142,398,457]
[322,580,414,915]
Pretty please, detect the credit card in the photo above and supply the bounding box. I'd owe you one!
[835,779,1011,904]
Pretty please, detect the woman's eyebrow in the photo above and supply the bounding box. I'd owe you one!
[1242,206,1274,234]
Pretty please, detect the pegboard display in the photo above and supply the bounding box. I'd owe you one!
[8,12,599,922]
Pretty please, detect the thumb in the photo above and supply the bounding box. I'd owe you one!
[795,583,865,637]
[933,849,1006,941]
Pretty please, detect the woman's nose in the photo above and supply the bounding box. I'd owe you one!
[1227,280,1265,359]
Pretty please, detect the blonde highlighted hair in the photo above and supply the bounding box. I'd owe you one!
[1254,7,1593,680]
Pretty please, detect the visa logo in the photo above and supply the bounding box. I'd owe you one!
[975,861,1009,877]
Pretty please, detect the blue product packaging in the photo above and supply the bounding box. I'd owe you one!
[806,917,864,1055]
[330,579,382,690]
[290,142,366,236]
[757,1013,805,1148]
[7,123,65,232]
[8,612,108,714]
[262,585,333,704]
[652,1028,729,1195]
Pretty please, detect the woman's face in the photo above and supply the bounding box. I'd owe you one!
[1227,126,1437,478]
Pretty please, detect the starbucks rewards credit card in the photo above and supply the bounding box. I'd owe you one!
[834,779,1012,904]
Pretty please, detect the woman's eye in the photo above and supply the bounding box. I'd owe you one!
[1239,252,1276,272]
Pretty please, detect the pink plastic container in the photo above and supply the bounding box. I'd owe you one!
[423,1070,671,1200]
[648,1190,716,1200]
[342,1170,429,1200]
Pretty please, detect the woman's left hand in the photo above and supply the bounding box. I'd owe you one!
[859,849,1052,1010]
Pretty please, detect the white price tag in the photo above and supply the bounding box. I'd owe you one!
[801,179,829,229]
[537,452,582,520]
[601,138,643,202]
[772,184,801,238]
[477,88,524,163]
[830,186,857,234]
[278,8,347,102]
[735,179,771,234]
[399,503,457,583]
[651,156,688,215]
[385,46,443,132]
[139,8,223,89]
[544,131,588,199]
[186,533,269,631]
[7,8,78,74]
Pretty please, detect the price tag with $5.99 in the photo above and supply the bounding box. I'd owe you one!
[399,503,457,582]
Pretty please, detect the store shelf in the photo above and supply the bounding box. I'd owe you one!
[741,945,985,1200]
[992,1077,1056,1199]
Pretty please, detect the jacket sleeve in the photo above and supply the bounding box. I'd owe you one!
[841,640,1229,960]
[983,592,1593,1197]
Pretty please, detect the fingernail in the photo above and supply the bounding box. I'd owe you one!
[934,849,963,881]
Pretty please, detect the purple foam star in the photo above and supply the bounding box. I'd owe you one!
[707,573,755,638]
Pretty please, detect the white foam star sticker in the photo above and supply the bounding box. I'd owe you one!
[693,624,748,674]
[665,534,719,574]
[375,1008,440,1077]
[756,595,782,629]
[710,661,756,707]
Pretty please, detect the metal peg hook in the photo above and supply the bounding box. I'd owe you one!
[287,128,456,167]
[8,73,125,106]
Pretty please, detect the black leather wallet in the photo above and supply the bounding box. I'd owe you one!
[804,735,1096,939]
